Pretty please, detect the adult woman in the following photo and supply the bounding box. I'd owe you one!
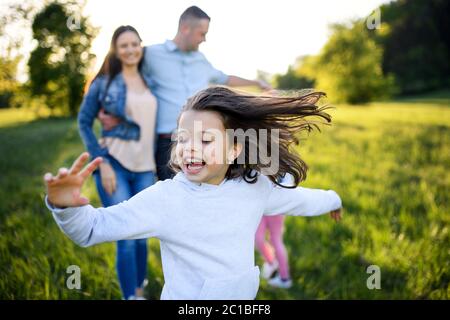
[78,25,157,300]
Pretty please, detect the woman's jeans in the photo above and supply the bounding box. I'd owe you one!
[93,155,156,299]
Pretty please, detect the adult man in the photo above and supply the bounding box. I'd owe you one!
[99,6,271,180]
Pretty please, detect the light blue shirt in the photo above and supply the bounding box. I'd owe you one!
[143,40,229,134]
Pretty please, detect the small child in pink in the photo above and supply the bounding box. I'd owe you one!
[255,174,294,288]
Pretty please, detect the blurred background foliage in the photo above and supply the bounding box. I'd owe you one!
[274,0,449,104]
[0,0,448,299]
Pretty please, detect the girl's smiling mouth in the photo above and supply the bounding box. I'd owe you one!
[183,158,206,175]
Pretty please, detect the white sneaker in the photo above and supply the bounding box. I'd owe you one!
[267,275,292,289]
[261,261,279,279]
[128,295,147,300]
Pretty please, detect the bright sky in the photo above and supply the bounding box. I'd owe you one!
[84,0,390,79]
[3,0,392,80]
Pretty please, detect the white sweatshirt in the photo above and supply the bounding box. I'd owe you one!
[46,172,341,300]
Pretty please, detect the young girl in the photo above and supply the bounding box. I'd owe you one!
[256,174,295,289]
[44,87,342,300]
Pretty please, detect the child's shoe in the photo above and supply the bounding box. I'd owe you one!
[267,275,292,289]
[128,295,147,300]
[261,261,279,279]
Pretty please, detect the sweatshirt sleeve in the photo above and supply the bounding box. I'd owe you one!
[263,176,342,217]
[45,181,168,247]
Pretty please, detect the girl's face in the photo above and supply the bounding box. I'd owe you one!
[115,31,143,67]
[175,110,242,185]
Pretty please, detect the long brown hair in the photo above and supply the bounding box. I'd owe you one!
[169,86,332,187]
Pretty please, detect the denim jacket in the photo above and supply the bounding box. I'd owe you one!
[77,72,155,160]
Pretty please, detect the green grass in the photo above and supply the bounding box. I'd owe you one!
[0,93,448,299]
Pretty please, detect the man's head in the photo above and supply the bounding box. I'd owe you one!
[176,6,210,52]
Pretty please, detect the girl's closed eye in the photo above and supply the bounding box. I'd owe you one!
[202,134,214,144]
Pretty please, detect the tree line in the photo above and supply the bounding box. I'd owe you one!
[275,0,449,103]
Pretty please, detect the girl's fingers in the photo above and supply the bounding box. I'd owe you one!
[79,157,102,179]
[57,167,69,179]
[44,173,54,183]
[69,152,90,175]
[330,208,343,222]
[331,211,339,221]
[76,196,90,206]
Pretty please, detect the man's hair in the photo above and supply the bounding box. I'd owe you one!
[179,6,210,28]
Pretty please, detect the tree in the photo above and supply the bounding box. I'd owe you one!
[0,1,36,108]
[275,56,315,90]
[300,22,396,104]
[28,0,98,115]
[0,44,20,108]
[376,0,450,94]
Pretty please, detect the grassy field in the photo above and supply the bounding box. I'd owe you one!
[0,93,448,299]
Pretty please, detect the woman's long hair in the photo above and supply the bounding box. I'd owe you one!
[169,86,332,187]
[93,25,145,90]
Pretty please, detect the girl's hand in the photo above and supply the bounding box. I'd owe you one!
[330,208,342,222]
[44,152,102,208]
[99,162,116,195]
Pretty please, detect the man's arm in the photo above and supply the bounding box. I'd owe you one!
[226,75,272,90]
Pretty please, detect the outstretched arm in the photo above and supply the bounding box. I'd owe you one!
[44,153,165,247]
[226,76,272,91]
[263,178,343,221]
[205,58,272,91]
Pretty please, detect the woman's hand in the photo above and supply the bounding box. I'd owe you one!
[44,152,102,208]
[99,162,116,195]
[330,208,343,222]
[98,108,121,131]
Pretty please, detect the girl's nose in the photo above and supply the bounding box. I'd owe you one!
[183,139,201,153]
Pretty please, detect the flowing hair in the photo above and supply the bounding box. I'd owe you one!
[169,86,332,187]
